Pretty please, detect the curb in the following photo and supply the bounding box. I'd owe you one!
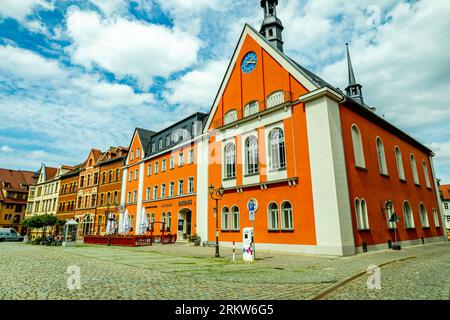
[310,256,417,300]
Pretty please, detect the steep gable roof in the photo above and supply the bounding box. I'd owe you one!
[204,23,325,131]
[0,168,34,190]
[135,128,157,156]
[440,184,450,201]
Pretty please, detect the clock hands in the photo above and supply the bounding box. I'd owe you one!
[246,57,256,65]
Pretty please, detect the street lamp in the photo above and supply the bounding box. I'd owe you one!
[209,184,224,258]
[384,200,401,250]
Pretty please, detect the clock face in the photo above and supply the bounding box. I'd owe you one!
[241,51,257,74]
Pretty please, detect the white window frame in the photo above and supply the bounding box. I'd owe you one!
[188,177,194,193]
[395,146,405,180]
[147,163,152,176]
[153,186,158,200]
[266,90,284,109]
[178,153,184,167]
[351,125,366,168]
[224,142,236,179]
[245,135,259,175]
[169,181,174,197]
[188,149,194,164]
[376,137,388,175]
[281,201,294,231]
[146,187,150,201]
[170,156,175,169]
[410,154,420,185]
[162,159,166,171]
[422,160,431,188]
[433,209,440,228]
[268,127,286,171]
[355,198,369,230]
[221,207,230,231]
[403,201,415,229]
[161,184,166,198]
[267,202,279,230]
[419,203,429,228]
[244,101,259,117]
[154,162,159,174]
[178,179,184,195]
[231,206,240,230]
[224,109,238,125]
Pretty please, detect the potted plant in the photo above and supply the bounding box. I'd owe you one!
[188,234,201,246]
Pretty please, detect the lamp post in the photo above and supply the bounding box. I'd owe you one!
[384,200,400,250]
[209,184,224,258]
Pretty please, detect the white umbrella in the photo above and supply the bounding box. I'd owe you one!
[106,212,114,235]
[122,209,131,234]
[139,207,148,234]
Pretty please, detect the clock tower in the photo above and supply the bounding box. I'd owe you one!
[260,0,284,52]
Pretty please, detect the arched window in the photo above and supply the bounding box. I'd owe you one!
[393,148,404,181]
[267,91,284,108]
[224,109,238,125]
[221,207,230,230]
[351,125,365,168]
[231,206,240,230]
[224,143,236,179]
[354,199,369,230]
[376,137,388,175]
[281,201,293,230]
[268,203,279,230]
[161,212,166,231]
[269,128,286,170]
[410,154,420,185]
[403,201,415,229]
[432,208,440,228]
[422,161,431,188]
[244,101,259,117]
[167,212,172,231]
[419,204,429,228]
[245,136,259,175]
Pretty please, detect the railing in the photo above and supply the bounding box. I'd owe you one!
[212,90,293,129]
[83,234,177,247]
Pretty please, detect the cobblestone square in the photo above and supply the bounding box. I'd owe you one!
[0,242,448,300]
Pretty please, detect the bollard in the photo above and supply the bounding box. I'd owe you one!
[232,241,236,262]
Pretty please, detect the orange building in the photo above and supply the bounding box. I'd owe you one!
[120,0,446,255]
[95,147,128,235]
[121,113,207,240]
[74,149,103,236]
[195,0,446,255]
[57,165,82,221]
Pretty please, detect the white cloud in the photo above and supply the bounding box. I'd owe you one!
[0,0,53,22]
[29,150,48,159]
[164,59,227,108]
[89,0,128,16]
[0,44,159,168]
[0,145,13,153]
[65,8,201,88]
[0,45,64,80]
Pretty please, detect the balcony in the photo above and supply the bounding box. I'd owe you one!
[212,91,293,129]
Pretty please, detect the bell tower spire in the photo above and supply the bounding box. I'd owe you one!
[345,43,364,106]
[260,0,284,52]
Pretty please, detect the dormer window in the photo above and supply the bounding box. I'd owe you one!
[224,109,238,125]
[244,101,259,117]
[267,91,285,109]
[159,139,163,149]
[151,143,156,152]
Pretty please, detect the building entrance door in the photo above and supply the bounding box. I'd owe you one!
[178,208,192,241]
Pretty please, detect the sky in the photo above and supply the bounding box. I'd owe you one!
[0,0,449,182]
